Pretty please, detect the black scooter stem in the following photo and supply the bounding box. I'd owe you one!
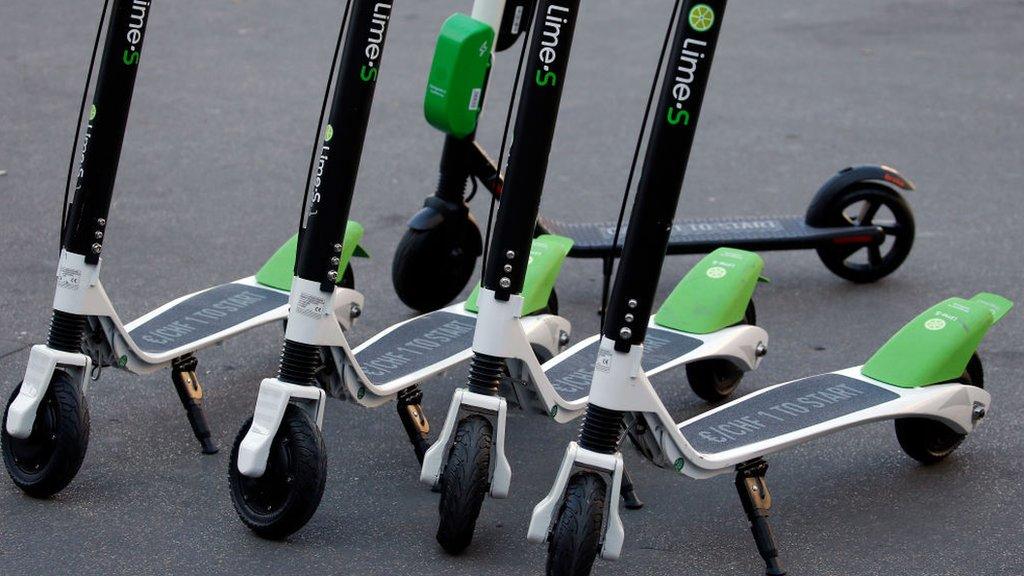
[483,0,582,300]
[63,0,153,264]
[603,0,726,351]
[296,0,395,292]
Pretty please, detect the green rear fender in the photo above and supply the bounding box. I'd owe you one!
[465,234,574,316]
[654,248,764,335]
[862,293,1013,388]
[255,221,369,291]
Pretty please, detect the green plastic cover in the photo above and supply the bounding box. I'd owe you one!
[424,13,495,138]
[653,248,764,335]
[255,221,368,291]
[465,234,574,316]
[861,293,1013,388]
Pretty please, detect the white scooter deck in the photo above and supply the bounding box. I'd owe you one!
[123,277,289,361]
[674,366,989,475]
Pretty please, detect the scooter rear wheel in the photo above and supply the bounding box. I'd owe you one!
[686,301,757,402]
[1,371,90,498]
[392,216,481,313]
[809,184,915,283]
[228,406,326,539]
[895,353,983,464]
[436,416,492,554]
[546,473,607,576]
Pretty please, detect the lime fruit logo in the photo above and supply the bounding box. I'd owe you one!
[706,266,728,279]
[689,4,715,32]
[924,318,947,331]
[89,105,97,121]
[324,124,334,142]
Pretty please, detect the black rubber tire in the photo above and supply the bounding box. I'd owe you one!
[1,371,90,498]
[895,353,983,464]
[686,301,757,402]
[436,416,492,554]
[546,473,607,576]
[808,184,915,283]
[392,216,481,313]
[228,405,327,539]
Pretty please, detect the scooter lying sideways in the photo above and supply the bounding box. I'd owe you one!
[226,0,570,539]
[417,0,770,554]
[531,292,1011,576]
[1,0,362,498]
[392,0,917,313]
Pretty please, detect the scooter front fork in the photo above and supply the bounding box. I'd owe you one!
[396,386,431,463]
[170,354,217,455]
[735,459,786,576]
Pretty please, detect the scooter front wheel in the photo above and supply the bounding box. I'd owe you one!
[228,406,327,539]
[1,371,90,498]
[436,416,492,554]
[895,353,983,464]
[686,301,757,402]
[546,473,607,576]
[392,216,481,313]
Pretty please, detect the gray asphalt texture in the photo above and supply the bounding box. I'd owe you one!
[1,1,1022,575]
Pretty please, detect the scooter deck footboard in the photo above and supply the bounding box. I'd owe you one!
[353,310,477,385]
[538,216,881,258]
[126,280,289,358]
[679,374,900,456]
[544,327,702,402]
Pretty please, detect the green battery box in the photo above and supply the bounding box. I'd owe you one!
[424,13,495,138]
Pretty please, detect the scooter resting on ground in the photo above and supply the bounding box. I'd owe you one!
[1,0,364,499]
[527,2,1013,574]
[419,0,770,555]
[531,291,1011,576]
[227,0,571,539]
[392,0,916,314]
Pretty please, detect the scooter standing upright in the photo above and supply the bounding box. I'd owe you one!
[528,2,1013,574]
[1,0,365,498]
[419,0,772,555]
[226,0,574,539]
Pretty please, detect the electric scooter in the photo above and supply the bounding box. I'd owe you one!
[0,0,365,499]
[226,0,572,539]
[418,0,771,555]
[527,3,1013,575]
[392,2,916,314]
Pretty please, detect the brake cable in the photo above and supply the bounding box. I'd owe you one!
[601,0,684,327]
[481,8,535,280]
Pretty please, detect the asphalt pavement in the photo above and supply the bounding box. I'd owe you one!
[1,1,1022,575]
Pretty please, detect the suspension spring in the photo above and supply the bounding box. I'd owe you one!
[278,340,321,385]
[466,353,504,396]
[578,404,626,454]
[47,309,86,353]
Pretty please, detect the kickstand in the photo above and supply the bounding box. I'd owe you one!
[735,459,785,576]
[396,386,431,464]
[170,355,218,455]
[620,467,644,510]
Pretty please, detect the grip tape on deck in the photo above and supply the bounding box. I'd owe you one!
[129,283,288,355]
[679,374,900,455]
[353,311,476,382]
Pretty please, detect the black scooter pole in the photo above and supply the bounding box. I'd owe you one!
[294,0,395,293]
[602,0,725,353]
[62,0,153,265]
[51,0,154,356]
[482,0,581,301]
[578,0,726,460]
